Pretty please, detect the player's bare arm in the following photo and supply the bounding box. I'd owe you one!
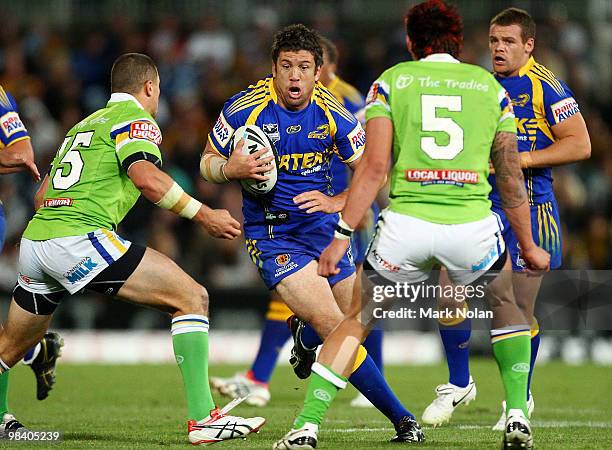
[128,160,241,239]
[200,138,273,183]
[318,117,392,277]
[520,113,591,168]
[33,174,49,210]
[491,130,550,271]
[0,138,40,181]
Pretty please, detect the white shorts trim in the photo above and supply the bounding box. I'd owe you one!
[17,229,132,295]
[366,209,505,285]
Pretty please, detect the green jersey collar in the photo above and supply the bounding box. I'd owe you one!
[107,93,145,110]
[420,53,459,63]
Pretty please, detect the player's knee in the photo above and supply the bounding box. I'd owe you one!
[176,284,209,316]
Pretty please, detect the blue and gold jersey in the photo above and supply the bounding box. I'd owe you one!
[208,76,365,239]
[489,57,580,206]
[326,76,365,194]
[0,86,29,149]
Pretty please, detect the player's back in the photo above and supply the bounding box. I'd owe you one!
[24,98,160,240]
[366,55,515,224]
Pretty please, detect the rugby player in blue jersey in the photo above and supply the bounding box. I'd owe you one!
[201,24,419,442]
[0,86,64,438]
[208,36,384,410]
[422,8,591,429]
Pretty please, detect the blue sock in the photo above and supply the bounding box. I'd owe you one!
[349,355,414,425]
[439,318,471,388]
[363,327,384,374]
[249,319,291,383]
[528,332,540,400]
[300,323,322,349]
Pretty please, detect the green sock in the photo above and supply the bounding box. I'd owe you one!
[294,363,347,428]
[171,315,214,421]
[0,371,9,416]
[492,330,531,416]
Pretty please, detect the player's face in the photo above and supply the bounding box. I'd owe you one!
[272,50,321,111]
[489,24,534,77]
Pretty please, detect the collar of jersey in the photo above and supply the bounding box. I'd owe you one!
[518,56,536,77]
[107,92,145,110]
[420,53,459,63]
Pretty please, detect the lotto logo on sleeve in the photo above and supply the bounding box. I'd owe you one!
[551,97,579,124]
[347,123,366,153]
[129,121,162,145]
[0,111,26,137]
[212,113,234,148]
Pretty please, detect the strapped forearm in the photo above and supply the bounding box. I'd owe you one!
[200,153,230,183]
[155,182,202,219]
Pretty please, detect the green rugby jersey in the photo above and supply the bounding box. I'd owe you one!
[365,53,516,224]
[24,93,163,240]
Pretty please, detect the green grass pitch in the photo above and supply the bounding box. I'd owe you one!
[5,359,612,449]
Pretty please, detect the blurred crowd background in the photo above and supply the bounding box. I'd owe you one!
[0,0,610,334]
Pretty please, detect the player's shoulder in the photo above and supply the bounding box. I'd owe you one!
[104,97,160,143]
[223,76,272,119]
[525,59,570,98]
[313,82,357,126]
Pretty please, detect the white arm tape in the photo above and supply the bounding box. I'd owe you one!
[155,182,202,220]
[200,153,229,183]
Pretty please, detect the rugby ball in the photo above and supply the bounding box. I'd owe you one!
[232,124,277,195]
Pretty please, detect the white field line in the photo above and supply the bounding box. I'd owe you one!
[328,421,612,433]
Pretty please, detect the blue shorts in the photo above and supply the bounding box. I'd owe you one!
[0,203,5,253]
[245,220,355,290]
[492,199,562,271]
[352,203,380,265]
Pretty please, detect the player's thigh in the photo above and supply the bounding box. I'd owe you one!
[117,247,207,316]
[331,272,356,315]
[275,260,343,339]
[0,297,54,365]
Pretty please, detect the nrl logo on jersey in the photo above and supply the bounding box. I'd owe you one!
[262,123,280,143]
[130,120,162,145]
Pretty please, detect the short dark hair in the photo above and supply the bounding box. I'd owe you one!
[319,36,338,65]
[405,0,463,60]
[271,24,323,68]
[490,8,536,43]
[111,53,158,95]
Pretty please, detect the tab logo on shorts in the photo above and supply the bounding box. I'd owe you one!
[551,97,579,124]
[44,198,73,208]
[275,254,291,266]
[212,113,234,147]
[406,169,479,187]
[65,257,98,284]
[262,123,280,143]
[0,111,26,137]
[130,121,162,145]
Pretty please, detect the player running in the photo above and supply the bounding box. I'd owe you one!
[275,1,550,449]
[0,85,64,438]
[0,53,265,445]
[208,36,382,409]
[422,7,591,429]
[201,24,418,443]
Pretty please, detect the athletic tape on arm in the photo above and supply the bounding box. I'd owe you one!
[155,182,202,219]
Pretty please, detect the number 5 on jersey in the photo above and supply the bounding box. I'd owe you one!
[52,131,94,190]
[421,94,464,160]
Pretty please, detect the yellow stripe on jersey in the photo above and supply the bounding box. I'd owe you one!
[115,132,129,145]
[532,63,565,97]
[100,229,128,254]
[225,79,268,116]
[541,203,551,251]
[547,202,561,252]
[317,88,355,123]
[0,86,11,109]
[537,204,544,249]
[313,96,338,140]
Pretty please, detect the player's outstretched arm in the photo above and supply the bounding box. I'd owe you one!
[128,160,241,239]
[491,131,550,271]
[200,139,273,183]
[520,113,591,169]
[0,138,40,181]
